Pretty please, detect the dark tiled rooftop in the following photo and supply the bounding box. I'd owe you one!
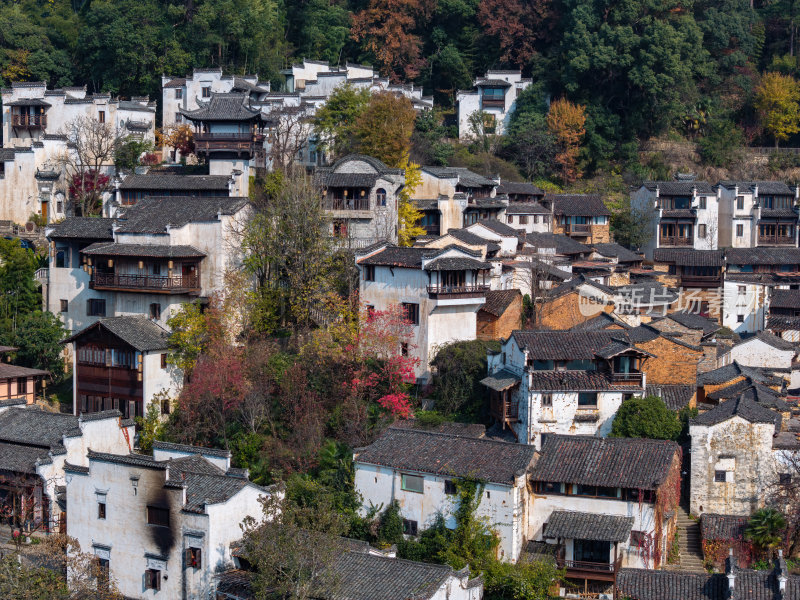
[653,249,724,267]
[691,397,781,427]
[116,196,249,234]
[119,173,230,191]
[700,514,749,541]
[65,316,170,352]
[47,218,115,241]
[480,289,521,317]
[544,510,633,542]
[545,193,610,217]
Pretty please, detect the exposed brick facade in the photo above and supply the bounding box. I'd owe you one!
[537,291,614,330]
[477,294,522,340]
[636,336,702,385]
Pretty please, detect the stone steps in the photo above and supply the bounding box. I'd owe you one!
[674,506,706,572]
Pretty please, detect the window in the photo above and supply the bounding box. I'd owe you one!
[161,353,168,369]
[698,224,707,238]
[175,88,183,99]
[376,188,387,206]
[737,224,744,237]
[532,360,554,371]
[145,569,161,591]
[17,378,27,394]
[714,470,727,483]
[60,299,68,312]
[175,113,182,124]
[444,480,457,495]
[146,506,170,527]
[402,302,420,325]
[364,265,375,282]
[333,220,348,238]
[519,215,528,225]
[98,111,105,123]
[161,395,171,415]
[86,299,106,317]
[737,196,744,210]
[98,501,106,519]
[401,342,409,357]
[576,484,597,496]
[737,314,745,323]
[738,285,746,295]
[541,394,553,407]
[202,86,211,98]
[401,473,424,493]
[402,519,418,536]
[536,481,561,494]
[96,558,109,587]
[149,303,161,320]
[55,250,65,268]
[507,216,514,224]
[186,547,202,569]
[699,197,707,209]
[153,263,161,276]
[780,473,792,485]
[578,392,598,407]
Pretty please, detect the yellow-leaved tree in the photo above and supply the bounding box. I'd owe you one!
[546,98,586,184]
[398,160,426,246]
[754,72,800,148]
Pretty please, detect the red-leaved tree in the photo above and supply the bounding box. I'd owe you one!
[478,0,554,68]
[68,170,110,216]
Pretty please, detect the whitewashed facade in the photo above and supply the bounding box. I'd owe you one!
[456,71,532,139]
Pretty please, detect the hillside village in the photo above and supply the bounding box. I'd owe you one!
[2,44,800,600]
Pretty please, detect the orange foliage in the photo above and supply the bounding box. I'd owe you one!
[546,97,586,184]
[478,0,553,68]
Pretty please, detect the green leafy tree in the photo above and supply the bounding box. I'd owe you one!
[698,120,746,167]
[11,311,68,378]
[289,0,352,65]
[484,559,562,600]
[114,136,156,172]
[746,508,786,560]
[136,396,167,454]
[0,239,40,331]
[608,198,655,250]
[166,300,209,375]
[314,84,371,159]
[353,92,417,168]
[610,395,682,441]
[431,339,500,420]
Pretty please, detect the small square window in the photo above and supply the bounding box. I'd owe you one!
[519,215,528,225]
[737,314,744,323]
[402,519,418,536]
[737,196,744,210]
[714,470,727,483]
[699,197,707,209]
[86,299,106,317]
[202,86,211,98]
[186,547,202,569]
[98,111,105,123]
[175,88,183,100]
[578,392,597,407]
[402,302,420,326]
[444,480,457,495]
[145,569,161,590]
[364,265,375,282]
[60,299,68,312]
[161,353,168,369]
[401,473,424,493]
[150,303,161,320]
[780,473,792,485]
[542,394,553,407]
[98,502,106,519]
[147,505,170,527]
[738,286,746,295]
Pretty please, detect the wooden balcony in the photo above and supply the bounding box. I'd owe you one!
[681,275,722,288]
[91,272,200,294]
[565,224,591,236]
[427,284,490,299]
[12,114,46,129]
[758,235,796,246]
[490,396,519,422]
[558,556,622,583]
[659,236,693,247]
[481,98,506,108]
[193,132,264,156]
[324,197,370,211]
[610,372,644,385]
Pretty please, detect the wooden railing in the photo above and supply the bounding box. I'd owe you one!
[92,272,200,292]
[565,223,591,235]
[611,372,644,384]
[659,236,693,246]
[427,284,490,298]
[481,98,505,108]
[681,275,722,288]
[324,197,370,211]
[12,114,46,128]
[194,132,264,155]
[490,396,519,421]
[194,132,265,142]
[758,235,796,246]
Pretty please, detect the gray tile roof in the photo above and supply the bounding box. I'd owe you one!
[81,242,206,258]
[477,78,512,87]
[759,207,798,218]
[528,370,639,391]
[423,256,491,271]
[153,440,231,458]
[355,428,536,485]
[480,289,521,317]
[641,181,715,195]
[705,379,789,411]
[504,202,549,215]
[770,289,800,309]
[422,166,496,188]
[444,229,501,253]
[47,218,115,241]
[531,434,680,490]
[615,281,679,304]
[0,363,48,378]
[591,242,642,263]
[470,219,519,237]
[545,193,610,216]
[700,514,748,541]
[726,247,800,265]
[510,330,642,361]
[666,311,721,336]
[5,98,51,107]
[697,362,785,388]
[497,182,544,196]
[480,368,522,391]
[180,93,265,122]
[548,274,615,299]
[750,330,797,351]
[390,421,486,438]
[719,180,796,195]
[0,441,52,474]
[115,196,249,233]
[326,154,403,176]
[64,316,170,352]
[117,101,155,113]
[526,232,590,255]
[357,246,426,268]
[544,510,634,542]
[653,249,725,267]
[691,397,781,427]
[769,315,800,331]
[662,209,697,218]
[646,385,695,411]
[119,173,230,191]
[0,407,79,448]
[163,77,186,88]
[570,312,630,331]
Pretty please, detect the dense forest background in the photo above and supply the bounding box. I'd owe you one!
[1,0,799,168]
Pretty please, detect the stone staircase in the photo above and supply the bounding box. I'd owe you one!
[674,506,705,572]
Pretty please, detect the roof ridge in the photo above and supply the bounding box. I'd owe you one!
[386,425,518,447]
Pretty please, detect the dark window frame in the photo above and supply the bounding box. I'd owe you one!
[146,505,170,527]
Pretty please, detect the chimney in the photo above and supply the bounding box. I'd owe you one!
[725,548,737,596]
[777,549,789,597]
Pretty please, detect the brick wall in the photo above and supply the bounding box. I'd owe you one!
[636,336,702,385]
[538,291,613,330]
[589,223,610,243]
[608,271,630,286]
[477,295,522,340]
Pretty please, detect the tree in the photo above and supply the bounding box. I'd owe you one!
[608,198,656,250]
[546,98,585,184]
[353,93,417,168]
[610,395,682,441]
[746,508,786,560]
[0,239,40,333]
[431,339,500,420]
[697,120,746,167]
[398,161,426,246]
[268,106,315,173]
[483,559,563,600]
[58,115,124,216]
[754,72,800,147]
[241,478,350,600]
[313,84,371,159]
[290,0,352,65]
[166,300,210,376]
[11,311,68,379]
[156,124,195,158]
[113,136,155,172]
[477,0,552,68]
[351,0,432,82]
[503,112,556,180]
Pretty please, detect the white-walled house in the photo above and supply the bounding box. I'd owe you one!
[356,243,491,381]
[721,275,772,335]
[63,316,181,421]
[718,331,796,369]
[689,398,795,516]
[717,181,800,248]
[317,154,406,247]
[483,331,650,448]
[45,195,250,333]
[529,434,681,588]
[456,71,532,139]
[65,441,273,600]
[630,181,719,259]
[354,426,537,562]
[0,404,133,533]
